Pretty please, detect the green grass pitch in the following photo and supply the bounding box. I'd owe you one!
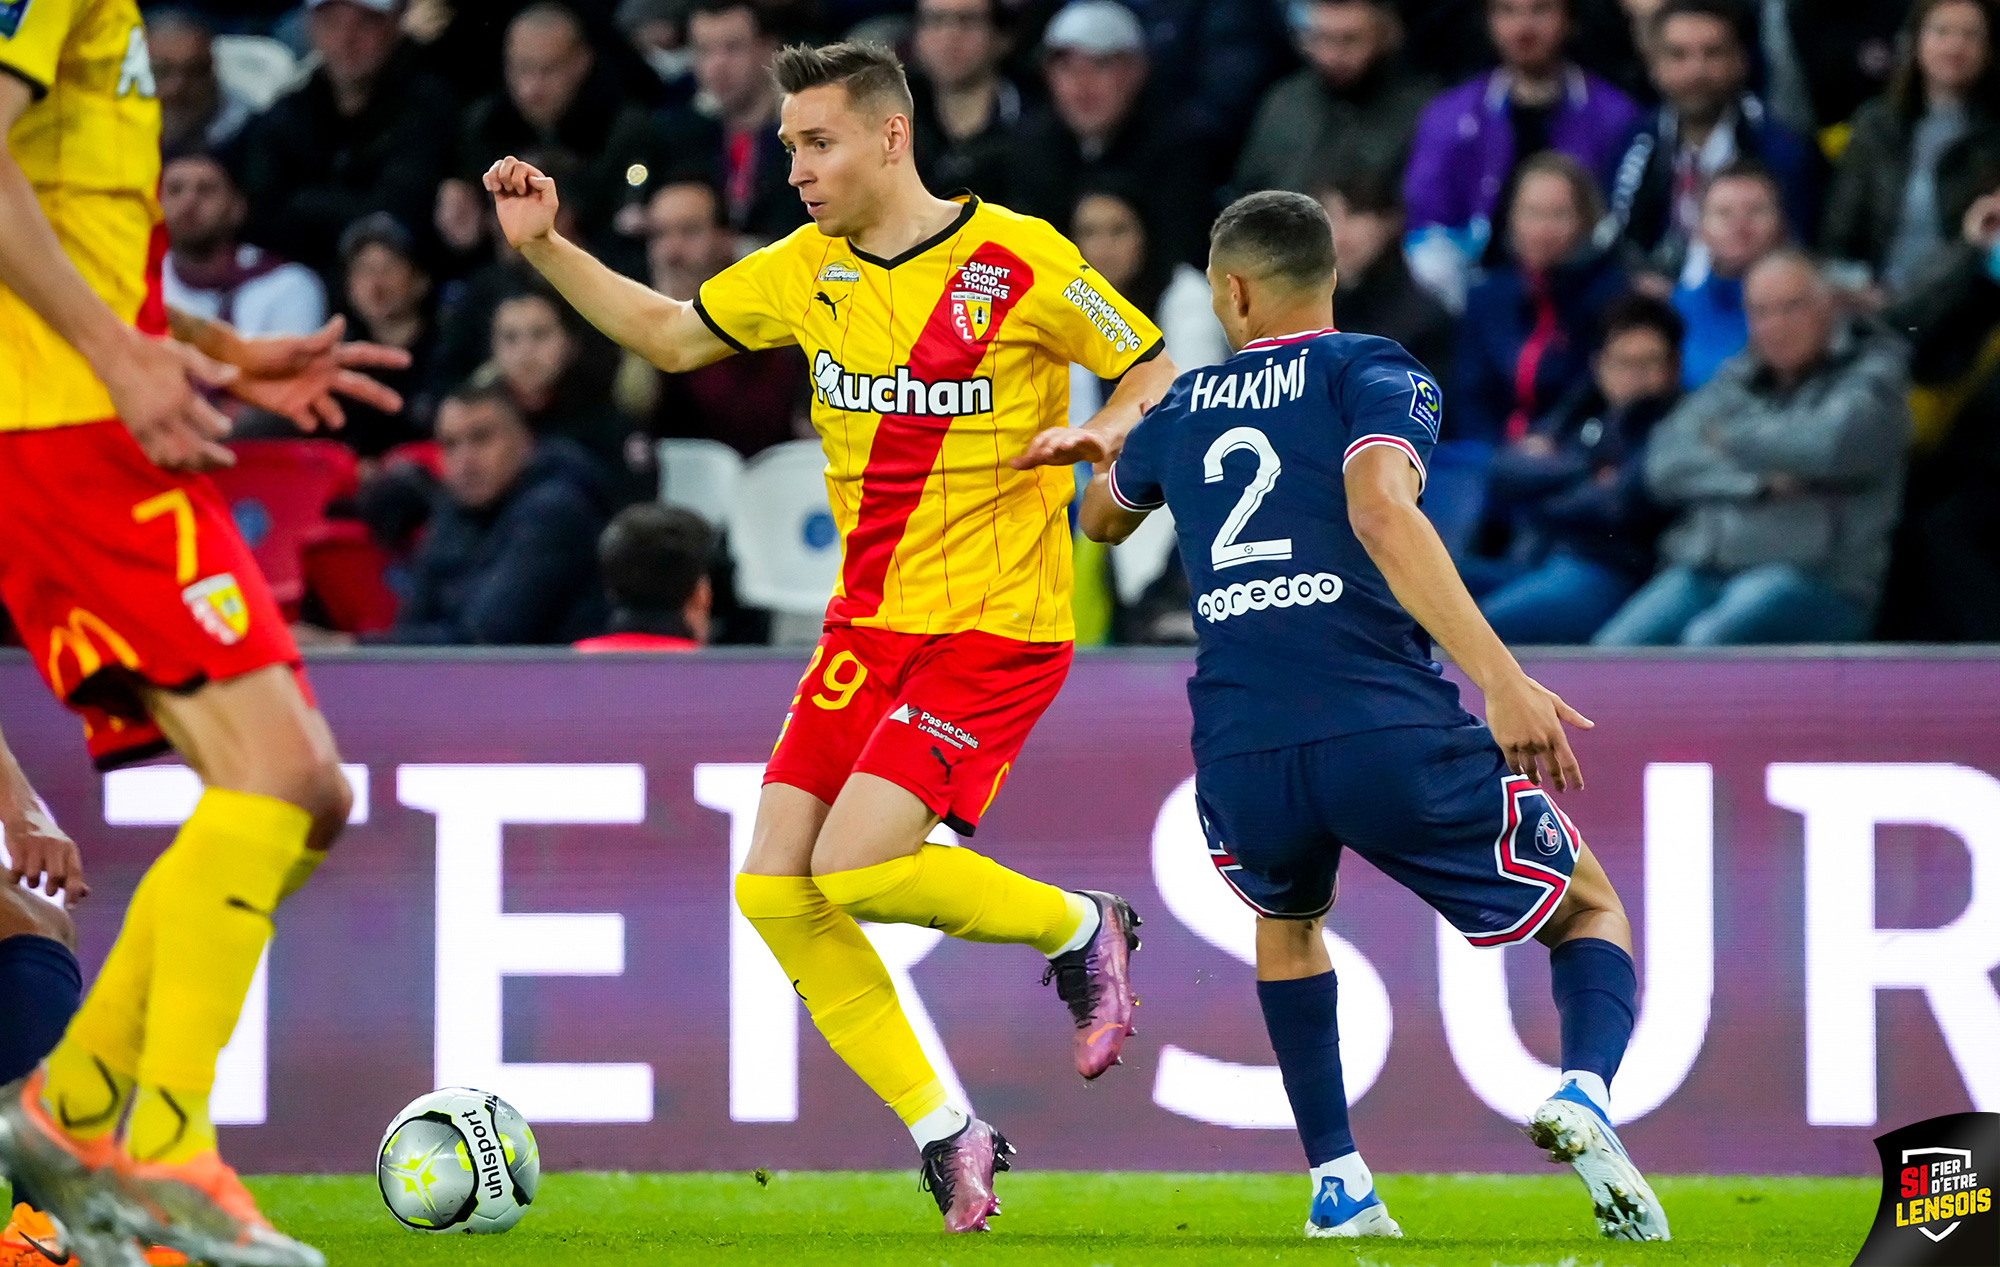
[244,1171,1877,1266]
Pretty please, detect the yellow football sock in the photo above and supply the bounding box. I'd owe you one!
[277,846,327,904]
[39,1037,135,1143]
[816,844,1089,956]
[131,789,310,1134]
[124,1085,216,1165]
[44,861,168,1137]
[735,873,947,1125]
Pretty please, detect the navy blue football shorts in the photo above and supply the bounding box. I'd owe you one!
[1194,722,1581,946]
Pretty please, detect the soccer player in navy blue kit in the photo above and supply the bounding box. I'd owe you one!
[1066,192,1669,1241]
[0,722,87,1256]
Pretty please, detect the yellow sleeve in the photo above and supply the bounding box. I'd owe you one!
[694,234,800,353]
[1024,222,1164,380]
[0,0,78,97]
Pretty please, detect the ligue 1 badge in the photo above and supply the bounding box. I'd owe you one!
[1851,1112,1998,1266]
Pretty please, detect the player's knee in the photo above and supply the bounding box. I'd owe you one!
[1255,915,1329,978]
[261,755,352,846]
[1538,888,1631,949]
[0,887,75,953]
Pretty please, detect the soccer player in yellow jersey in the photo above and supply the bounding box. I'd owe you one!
[0,4,405,1265]
[486,40,1178,1231]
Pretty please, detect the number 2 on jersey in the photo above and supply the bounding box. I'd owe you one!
[1204,426,1292,571]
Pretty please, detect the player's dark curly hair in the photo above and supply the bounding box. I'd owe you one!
[770,41,915,118]
[1209,191,1337,289]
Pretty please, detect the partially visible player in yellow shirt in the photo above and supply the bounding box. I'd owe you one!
[0,4,407,1267]
[487,39,1176,1234]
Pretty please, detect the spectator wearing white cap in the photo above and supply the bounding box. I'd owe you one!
[239,0,458,280]
[1002,0,1210,265]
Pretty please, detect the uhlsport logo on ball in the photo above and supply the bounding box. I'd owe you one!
[378,1088,540,1234]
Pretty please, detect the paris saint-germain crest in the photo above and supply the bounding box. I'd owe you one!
[1533,811,1564,857]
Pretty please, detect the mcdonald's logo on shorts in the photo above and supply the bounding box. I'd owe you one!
[46,608,141,697]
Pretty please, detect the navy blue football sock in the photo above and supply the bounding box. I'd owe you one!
[1258,970,1354,1167]
[1549,936,1637,1084]
[0,933,81,1214]
[0,934,82,1086]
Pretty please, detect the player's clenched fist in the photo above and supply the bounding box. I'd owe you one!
[483,155,560,249]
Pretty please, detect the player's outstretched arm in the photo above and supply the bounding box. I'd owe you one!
[1012,352,1178,469]
[1344,446,1593,792]
[0,722,87,908]
[0,78,236,470]
[1078,471,1149,544]
[482,156,732,374]
[169,310,412,432]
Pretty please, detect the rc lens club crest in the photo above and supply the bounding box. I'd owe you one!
[953,292,992,343]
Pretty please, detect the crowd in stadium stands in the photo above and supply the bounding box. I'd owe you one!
[53,0,2000,647]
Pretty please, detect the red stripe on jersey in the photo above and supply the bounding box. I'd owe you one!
[137,222,170,338]
[826,242,1034,625]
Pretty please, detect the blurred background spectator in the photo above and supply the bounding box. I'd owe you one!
[1470,293,1681,641]
[150,8,257,154]
[1005,0,1208,264]
[619,181,810,457]
[1880,182,2000,638]
[378,383,613,645]
[1598,251,1911,643]
[604,0,806,251]
[574,504,715,650]
[1673,159,1789,386]
[336,214,443,455]
[162,151,327,339]
[1233,0,1433,198]
[1402,0,1640,309]
[618,0,700,101]
[910,0,1022,199]
[1439,153,1627,554]
[1605,0,1819,289]
[1823,0,2000,299]
[482,289,638,489]
[1318,169,1456,384]
[240,0,458,280]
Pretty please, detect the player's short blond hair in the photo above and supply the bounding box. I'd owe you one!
[770,41,915,119]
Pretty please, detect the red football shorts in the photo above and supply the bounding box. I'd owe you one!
[0,420,307,769]
[764,625,1072,834]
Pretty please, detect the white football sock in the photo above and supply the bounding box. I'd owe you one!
[909,1103,970,1150]
[1561,1069,1612,1118]
[1311,1151,1376,1200]
[1048,892,1101,958]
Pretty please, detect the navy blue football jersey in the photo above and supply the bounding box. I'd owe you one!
[1109,328,1472,761]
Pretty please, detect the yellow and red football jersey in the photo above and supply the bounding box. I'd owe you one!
[696,196,1163,643]
[0,0,163,431]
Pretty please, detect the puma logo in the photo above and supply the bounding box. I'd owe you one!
[814,290,841,319]
[930,745,955,783]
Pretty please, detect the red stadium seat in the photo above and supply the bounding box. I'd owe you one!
[302,520,399,634]
[207,439,367,621]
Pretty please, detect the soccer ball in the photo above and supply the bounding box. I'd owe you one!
[377,1087,540,1234]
